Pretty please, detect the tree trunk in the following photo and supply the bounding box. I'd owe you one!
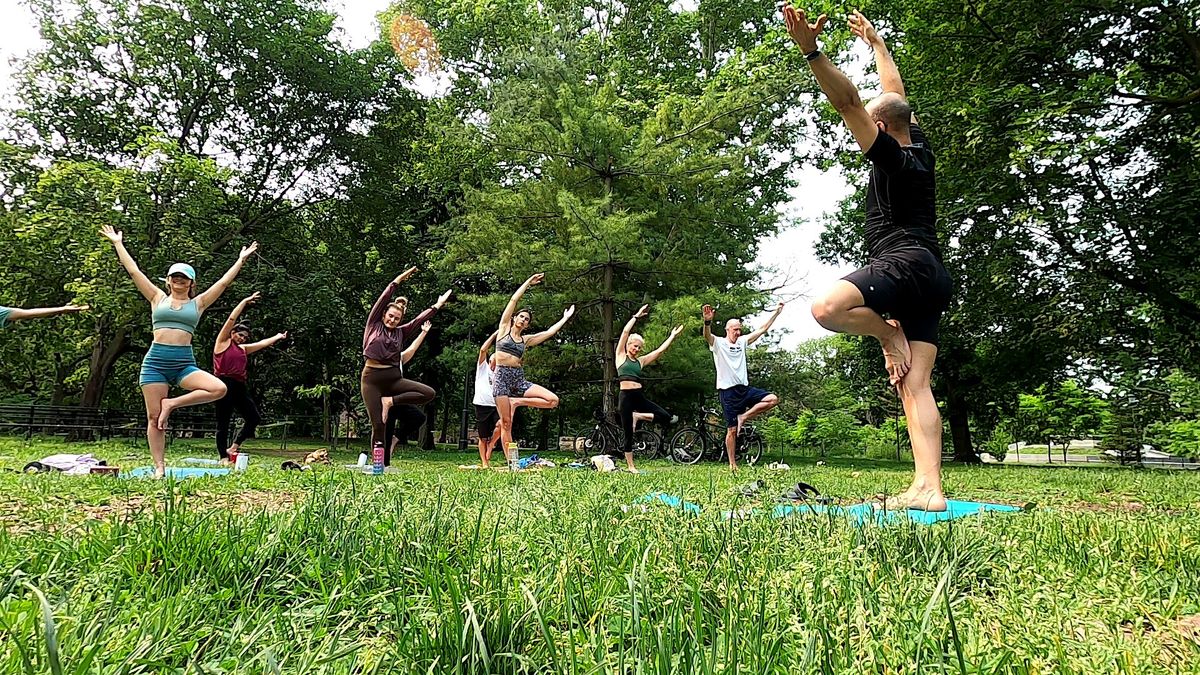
[537,409,550,453]
[439,392,451,443]
[321,364,331,442]
[944,377,980,463]
[601,262,616,414]
[420,402,436,451]
[80,327,132,408]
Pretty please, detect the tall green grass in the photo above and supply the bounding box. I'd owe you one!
[0,439,1198,673]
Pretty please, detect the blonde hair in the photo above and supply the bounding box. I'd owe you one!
[387,297,409,314]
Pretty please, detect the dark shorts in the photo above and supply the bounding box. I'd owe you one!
[492,365,533,398]
[475,404,499,438]
[718,385,771,427]
[842,245,953,346]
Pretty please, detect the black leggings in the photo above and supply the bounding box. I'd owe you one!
[216,377,261,459]
[619,388,672,455]
[361,366,435,463]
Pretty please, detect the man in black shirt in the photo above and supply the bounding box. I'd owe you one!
[785,7,953,511]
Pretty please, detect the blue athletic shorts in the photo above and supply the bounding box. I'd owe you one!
[140,343,201,386]
[718,385,771,426]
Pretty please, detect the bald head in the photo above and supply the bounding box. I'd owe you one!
[725,318,742,341]
[866,92,912,137]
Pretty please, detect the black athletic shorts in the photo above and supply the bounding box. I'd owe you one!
[474,404,499,438]
[718,385,771,427]
[842,245,953,346]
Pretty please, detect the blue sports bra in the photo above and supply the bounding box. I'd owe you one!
[152,297,201,333]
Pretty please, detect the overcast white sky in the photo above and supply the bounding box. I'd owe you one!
[0,0,857,347]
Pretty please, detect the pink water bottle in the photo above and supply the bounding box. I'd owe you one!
[372,441,385,475]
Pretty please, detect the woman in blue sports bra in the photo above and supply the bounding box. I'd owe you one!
[101,225,257,477]
[493,273,575,465]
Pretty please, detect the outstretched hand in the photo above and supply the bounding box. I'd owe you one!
[782,5,827,53]
[702,304,715,321]
[775,302,786,313]
[394,266,418,285]
[239,242,259,260]
[421,321,432,333]
[241,291,261,305]
[670,324,684,338]
[634,304,649,320]
[527,273,546,286]
[435,288,454,308]
[64,304,89,313]
[562,305,576,320]
[848,10,880,46]
[100,225,123,245]
[275,331,289,341]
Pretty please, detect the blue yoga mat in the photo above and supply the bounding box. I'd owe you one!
[774,499,1021,526]
[635,492,702,514]
[123,467,231,479]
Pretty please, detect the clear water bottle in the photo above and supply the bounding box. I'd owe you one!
[507,441,519,472]
[372,441,385,476]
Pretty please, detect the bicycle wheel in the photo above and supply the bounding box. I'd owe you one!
[740,429,764,466]
[581,426,607,457]
[633,429,662,459]
[669,427,705,465]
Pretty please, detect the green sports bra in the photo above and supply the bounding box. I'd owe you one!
[617,356,643,382]
[152,297,201,333]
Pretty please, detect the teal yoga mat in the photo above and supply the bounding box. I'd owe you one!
[635,492,702,514]
[124,467,231,479]
[773,499,1021,525]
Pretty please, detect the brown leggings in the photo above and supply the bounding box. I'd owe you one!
[361,366,435,462]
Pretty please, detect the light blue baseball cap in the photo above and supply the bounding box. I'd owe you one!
[166,263,196,280]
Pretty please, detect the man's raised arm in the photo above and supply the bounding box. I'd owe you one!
[783,5,880,154]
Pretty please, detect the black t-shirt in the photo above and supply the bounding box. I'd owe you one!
[863,124,941,261]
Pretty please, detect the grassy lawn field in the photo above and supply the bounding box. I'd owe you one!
[1,436,1198,673]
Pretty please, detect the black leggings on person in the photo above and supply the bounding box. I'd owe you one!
[215,377,261,459]
[361,366,435,464]
[619,388,673,455]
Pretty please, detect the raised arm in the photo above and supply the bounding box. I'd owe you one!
[784,6,880,154]
[401,322,432,364]
[215,292,259,355]
[849,11,906,99]
[100,225,162,303]
[195,242,258,311]
[477,329,499,366]
[640,325,685,367]
[526,305,575,347]
[702,304,716,347]
[244,331,287,356]
[746,303,785,346]
[6,305,89,322]
[366,267,418,329]
[616,304,649,364]
[401,288,452,342]
[498,273,544,335]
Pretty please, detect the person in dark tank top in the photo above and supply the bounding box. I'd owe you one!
[785,6,953,511]
[614,305,684,473]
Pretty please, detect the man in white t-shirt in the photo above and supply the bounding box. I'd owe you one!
[703,302,784,470]
[473,332,501,467]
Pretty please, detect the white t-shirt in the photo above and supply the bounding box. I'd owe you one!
[710,335,749,390]
[473,362,496,407]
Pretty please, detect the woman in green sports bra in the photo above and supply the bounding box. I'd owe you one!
[615,305,684,473]
[101,225,257,478]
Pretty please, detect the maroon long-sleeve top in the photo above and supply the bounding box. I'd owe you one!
[362,281,436,371]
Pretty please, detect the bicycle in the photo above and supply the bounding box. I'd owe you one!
[578,408,663,460]
[668,405,764,466]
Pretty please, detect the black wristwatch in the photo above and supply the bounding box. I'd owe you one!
[804,49,822,62]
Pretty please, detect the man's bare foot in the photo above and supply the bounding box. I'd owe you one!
[879,320,911,385]
[736,413,750,435]
[380,396,394,422]
[156,400,176,430]
[880,490,948,512]
[153,465,166,479]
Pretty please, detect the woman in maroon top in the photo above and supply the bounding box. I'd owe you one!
[361,267,453,464]
[213,292,287,462]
